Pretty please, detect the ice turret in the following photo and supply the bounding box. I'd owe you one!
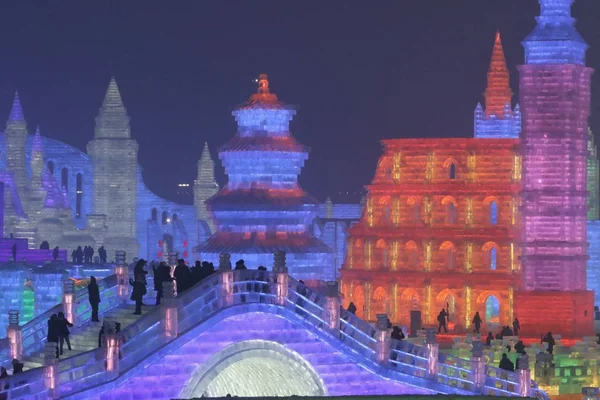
[93,77,131,139]
[30,126,44,192]
[474,32,521,139]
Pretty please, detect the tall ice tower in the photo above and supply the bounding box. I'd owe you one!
[196,74,331,281]
[516,0,594,336]
[5,92,29,195]
[87,78,139,257]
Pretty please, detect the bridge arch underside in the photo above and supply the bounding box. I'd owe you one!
[86,306,436,399]
[183,340,327,397]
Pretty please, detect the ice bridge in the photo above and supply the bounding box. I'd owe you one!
[0,258,549,399]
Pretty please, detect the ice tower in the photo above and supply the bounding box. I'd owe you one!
[194,142,219,233]
[5,92,29,195]
[474,32,521,139]
[87,78,139,257]
[516,0,594,336]
[196,74,331,281]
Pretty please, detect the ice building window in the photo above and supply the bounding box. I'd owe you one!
[61,167,68,192]
[490,247,497,270]
[76,173,82,218]
[162,211,169,225]
[151,208,158,221]
[47,160,54,175]
[172,213,178,221]
[449,164,457,179]
[440,241,456,269]
[485,295,500,325]
[490,201,498,225]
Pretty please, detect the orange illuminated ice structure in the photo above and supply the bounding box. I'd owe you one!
[341,138,522,332]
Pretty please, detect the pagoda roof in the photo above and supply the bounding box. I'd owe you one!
[233,73,295,111]
[219,135,308,153]
[207,188,319,208]
[195,232,331,254]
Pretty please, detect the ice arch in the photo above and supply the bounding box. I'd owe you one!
[181,340,327,398]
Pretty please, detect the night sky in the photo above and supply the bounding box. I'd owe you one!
[0,1,598,204]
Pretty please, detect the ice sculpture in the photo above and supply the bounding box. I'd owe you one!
[474,31,521,139]
[196,74,332,281]
[516,0,594,336]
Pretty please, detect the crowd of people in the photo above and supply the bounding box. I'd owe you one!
[71,246,108,264]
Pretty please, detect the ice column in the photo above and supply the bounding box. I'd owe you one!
[62,279,75,326]
[115,251,129,303]
[0,265,26,337]
[219,253,233,306]
[471,340,486,393]
[375,314,391,364]
[43,341,58,398]
[7,310,22,361]
[162,281,178,341]
[103,317,120,376]
[273,251,288,306]
[425,329,438,380]
[325,281,340,331]
[517,354,531,397]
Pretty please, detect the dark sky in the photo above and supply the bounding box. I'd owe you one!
[0,1,598,203]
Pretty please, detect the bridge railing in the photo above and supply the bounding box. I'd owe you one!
[0,274,118,366]
[0,268,548,400]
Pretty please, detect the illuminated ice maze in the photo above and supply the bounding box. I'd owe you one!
[0,268,549,399]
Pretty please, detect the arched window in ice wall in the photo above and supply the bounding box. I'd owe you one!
[61,167,69,192]
[449,163,457,180]
[151,208,158,221]
[485,295,500,325]
[490,201,498,225]
[482,242,498,271]
[172,213,178,221]
[75,173,82,218]
[47,160,54,175]
[440,241,457,269]
[162,211,169,225]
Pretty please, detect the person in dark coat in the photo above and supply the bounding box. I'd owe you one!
[88,276,101,322]
[513,318,521,336]
[154,261,173,306]
[515,340,526,355]
[347,302,357,315]
[391,326,405,341]
[130,277,146,315]
[542,332,556,354]
[71,249,77,263]
[174,259,191,295]
[75,246,83,264]
[57,312,73,354]
[437,309,449,333]
[485,332,494,346]
[52,246,59,261]
[11,244,16,263]
[472,311,483,334]
[47,314,59,358]
[499,353,515,372]
[11,359,23,374]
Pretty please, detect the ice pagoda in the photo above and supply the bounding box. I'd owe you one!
[196,74,332,282]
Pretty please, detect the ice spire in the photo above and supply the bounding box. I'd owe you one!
[198,142,217,185]
[484,31,512,118]
[33,125,43,153]
[94,77,131,139]
[8,91,25,122]
[102,77,125,109]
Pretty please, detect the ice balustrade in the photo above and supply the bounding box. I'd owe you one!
[0,270,547,399]
[0,275,118,366]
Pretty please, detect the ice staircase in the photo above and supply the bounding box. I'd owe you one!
[0,270,550,400]
[21,304,148,370]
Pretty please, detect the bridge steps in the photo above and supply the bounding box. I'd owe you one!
[22,304,149,370]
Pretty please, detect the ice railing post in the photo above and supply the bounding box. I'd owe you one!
[273,251,288,306]
[582,387,600,400]
[471,339,486,393]
[103,317,120,378]
[325,281,340,332]
[517,353,531,398]
[219,253,233,306]
[162,281,178,341]
[426,328,438,380]
[7,310,22,361]
[375,314,391,365]
[43,341,58,398]
[114,251,128,303]
[63,279,75,326]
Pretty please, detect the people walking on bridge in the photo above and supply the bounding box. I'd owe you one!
[472,311,483,334]
[88,276,101,322]
[437,309,448,333]
[513,318,520,336]
[499,353,515,372]
[57,312,73,355]
[174,259,191,295]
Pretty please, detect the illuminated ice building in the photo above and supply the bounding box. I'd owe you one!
[341,0,597,337]
[196,75,334,282]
